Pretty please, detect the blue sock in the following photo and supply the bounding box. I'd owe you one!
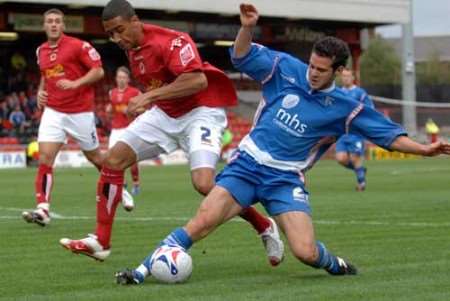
[311,241,340,274]
[134,228,193,283]
[355,167,366,184]
[160,227,193,249]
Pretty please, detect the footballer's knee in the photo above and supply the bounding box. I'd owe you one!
[103,153,130,170]
[38,151,55,166]
[191,170,215,195]
[104,143,136,170]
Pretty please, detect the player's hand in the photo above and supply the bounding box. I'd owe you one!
[127,94,150,116]
[56,79,80,90]
[240,3,259,27]
[422,141,450,156]
[37,90,48,109]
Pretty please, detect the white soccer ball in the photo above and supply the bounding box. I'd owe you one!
[150,245,193,283]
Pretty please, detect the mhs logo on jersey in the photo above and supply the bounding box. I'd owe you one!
[274,94,307,137]
[45,64,65,79]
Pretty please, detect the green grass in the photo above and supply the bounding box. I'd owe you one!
[0,158,449,301]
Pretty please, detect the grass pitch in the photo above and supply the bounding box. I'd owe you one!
[0,158,449,301]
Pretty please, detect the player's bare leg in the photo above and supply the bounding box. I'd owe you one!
[130,163,140,195]
[336,152,367,191]
[275,212,357,275]
[60,142,136,260]
[350,153,366,191]
[191,167,284,266]
[22,142,63,226]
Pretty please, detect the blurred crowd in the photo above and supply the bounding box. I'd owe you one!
[0,89,41,143]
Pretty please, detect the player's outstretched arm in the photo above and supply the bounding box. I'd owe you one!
[234,3,259,58]
[390,136,450,156]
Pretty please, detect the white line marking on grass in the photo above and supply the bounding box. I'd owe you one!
[1,207,450,228]
[389,166,450,175]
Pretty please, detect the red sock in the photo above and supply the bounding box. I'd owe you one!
[240,207,271,234]
[35,164,53,206]
[130,163,139,185]
[95,167,124,249]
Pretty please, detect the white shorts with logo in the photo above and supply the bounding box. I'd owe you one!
[119,106,227,170]
[108,128,126,148]
[38,107,99,151]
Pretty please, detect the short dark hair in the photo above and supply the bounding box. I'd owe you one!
[116,66,130,76]
[312,37,350,71]
[43,8,64,19]
[102,0,136,21]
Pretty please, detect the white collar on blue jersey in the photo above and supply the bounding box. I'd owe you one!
[306,67,336,94]
[343,85,357,91]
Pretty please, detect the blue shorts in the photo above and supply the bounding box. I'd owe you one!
[215,151,311,216]
[335,134,365,156]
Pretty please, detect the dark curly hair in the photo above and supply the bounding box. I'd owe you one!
[312,37,350,71]
[102,0,136,21]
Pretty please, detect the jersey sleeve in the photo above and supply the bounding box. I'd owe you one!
[78,41,102,69]
[348,104,407,150]
[359,89,374,109]
[163,34,203,76]
[229,43,281,84]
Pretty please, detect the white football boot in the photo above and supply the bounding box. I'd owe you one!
[260,217,285,266]
[60,234,111,261]
[22,203,51,226]
[122,188,134,212]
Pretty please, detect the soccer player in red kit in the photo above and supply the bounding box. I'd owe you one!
[107,66,141,198]
[60,0,284,265]
[22,8,133,226]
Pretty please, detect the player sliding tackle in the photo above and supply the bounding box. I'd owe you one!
[115,3,450,284]
[60,0,284,266]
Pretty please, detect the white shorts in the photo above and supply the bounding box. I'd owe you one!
[119,106,227,169]
[38,107,99,151]
[109,128,126,148]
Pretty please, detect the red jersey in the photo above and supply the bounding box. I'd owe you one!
[128,24,237,118]
[37,34,102,113]
[109,85,140,129]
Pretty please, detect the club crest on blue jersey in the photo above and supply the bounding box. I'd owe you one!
[274,94,307,137]
[282,94,300,109]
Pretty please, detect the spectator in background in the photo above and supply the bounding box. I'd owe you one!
[9,105,28,136]
[6,94,19,112]
[0,100,8,120]
[19,91,34,120]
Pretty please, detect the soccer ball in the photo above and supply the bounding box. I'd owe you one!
[150,245,193,283]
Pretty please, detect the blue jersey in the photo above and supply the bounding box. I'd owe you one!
[340,85,374,108]
[337,85,374,153]
[230,44,406,174]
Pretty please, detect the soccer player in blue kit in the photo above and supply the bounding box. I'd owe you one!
[335,68,374,191]
[115,3,450,284]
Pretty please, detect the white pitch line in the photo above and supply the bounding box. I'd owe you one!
[1,207,450,228]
